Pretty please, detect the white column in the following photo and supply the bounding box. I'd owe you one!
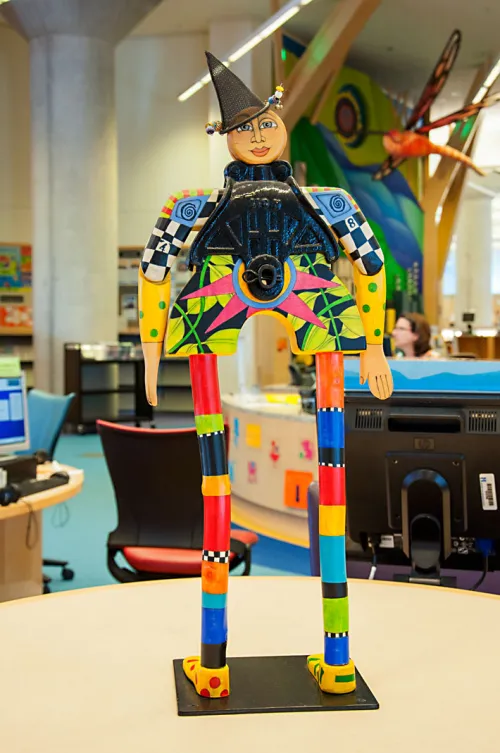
[30,34,119,394]
[455,189,494,328]
[208,20,272,393]
[116,33,210,246]
[0,25,31,242]
[3,0,161,393]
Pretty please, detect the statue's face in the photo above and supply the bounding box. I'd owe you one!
[227,111,287,164]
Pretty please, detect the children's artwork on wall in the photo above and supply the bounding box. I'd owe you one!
[300,440,314,461]
[246,423,261,449]
[0,245,33,329]
[284,469,314,510]
[248,461,257,484]
[270,441,280,465]
[19,246,32,288]
[228,460,235,484]
[233,417,240,447]
[0,305,32,329]
[0,245,30,288]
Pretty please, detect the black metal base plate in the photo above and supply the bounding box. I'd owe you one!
[173,655,379,716]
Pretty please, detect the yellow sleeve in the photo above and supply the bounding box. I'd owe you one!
[353,266,386,345]
[138,269,171,348]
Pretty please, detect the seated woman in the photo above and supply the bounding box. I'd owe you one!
[392,312,443,359]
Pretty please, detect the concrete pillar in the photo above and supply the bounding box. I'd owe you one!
[208,20,273,393]
[455,188,494,328]
[2,0,161,393]
[116,33,210,246]
[0,24,31,242]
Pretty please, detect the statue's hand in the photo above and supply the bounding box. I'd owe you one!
[360,343,393,400]
[142,342,163,406]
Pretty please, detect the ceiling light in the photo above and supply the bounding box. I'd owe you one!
[483,59,500,89]
[178,0,316,102]
[260,7,300,39]
[178,81,205,103]
[228,38,263,64]
[227,9,300,64]
[472,57,500,104]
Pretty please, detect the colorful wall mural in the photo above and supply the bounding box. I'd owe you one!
[285,36,423,306]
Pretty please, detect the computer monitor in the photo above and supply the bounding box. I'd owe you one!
[345,390,500,584]
[0,375,29,453]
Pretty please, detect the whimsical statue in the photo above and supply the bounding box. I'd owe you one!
[139,52,393,700]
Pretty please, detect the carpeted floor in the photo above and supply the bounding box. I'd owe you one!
[43,431,311,592]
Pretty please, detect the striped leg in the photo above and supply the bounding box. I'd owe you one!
[307,352,356,694]
[182,354,231,698]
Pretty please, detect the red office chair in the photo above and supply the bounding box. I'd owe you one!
[97,420,258,581]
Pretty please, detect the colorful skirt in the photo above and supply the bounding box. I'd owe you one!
[166,253,366,356]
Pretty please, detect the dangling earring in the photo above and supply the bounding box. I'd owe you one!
[205,120,223,135]
[268,85,284,109]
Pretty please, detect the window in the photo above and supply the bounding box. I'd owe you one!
[442,239,456,295]
[442,199,500,295]
[492,197,500,294]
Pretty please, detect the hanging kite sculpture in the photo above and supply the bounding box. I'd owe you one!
[373,30,500,181]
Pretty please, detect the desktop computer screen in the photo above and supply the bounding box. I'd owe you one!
[0,375,29,453]
[344,390,500,581]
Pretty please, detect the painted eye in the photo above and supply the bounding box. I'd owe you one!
[260,120,277,129]
[236,123,253,132]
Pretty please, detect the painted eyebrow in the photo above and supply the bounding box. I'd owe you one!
[258,114,278,124]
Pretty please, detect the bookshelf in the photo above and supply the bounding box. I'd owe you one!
[0,244,193,408]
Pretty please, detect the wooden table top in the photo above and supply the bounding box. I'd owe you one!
[0,577,498,751]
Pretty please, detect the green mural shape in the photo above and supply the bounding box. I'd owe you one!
[289,54,424,304]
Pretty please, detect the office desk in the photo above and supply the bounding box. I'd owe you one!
[0,577,498,752]
[0,463,83,602]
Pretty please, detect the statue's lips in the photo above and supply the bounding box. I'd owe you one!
[251,147,270,157]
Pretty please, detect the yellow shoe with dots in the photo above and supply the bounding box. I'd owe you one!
[182,656,230,698]
[307,655,356,694]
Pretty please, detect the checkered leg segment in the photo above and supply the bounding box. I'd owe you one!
[202,550,230,564]
[301,187,384,276]
[315,352,352,671]
[140,189,221,283]
[190,354,231,674]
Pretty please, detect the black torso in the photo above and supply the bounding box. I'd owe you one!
[188,160,339,301]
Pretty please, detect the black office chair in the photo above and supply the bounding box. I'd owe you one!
[97,420,258,581]
[289,363,304,386]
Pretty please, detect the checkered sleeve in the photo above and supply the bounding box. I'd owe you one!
[140,189,221,283]
[301,187,384,276]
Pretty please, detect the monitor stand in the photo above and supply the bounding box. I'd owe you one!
[393,513,456,587]
[0,454,37,484]
[394,469,457,588]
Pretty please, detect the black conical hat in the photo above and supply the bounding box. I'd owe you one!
[206,51,270,134]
